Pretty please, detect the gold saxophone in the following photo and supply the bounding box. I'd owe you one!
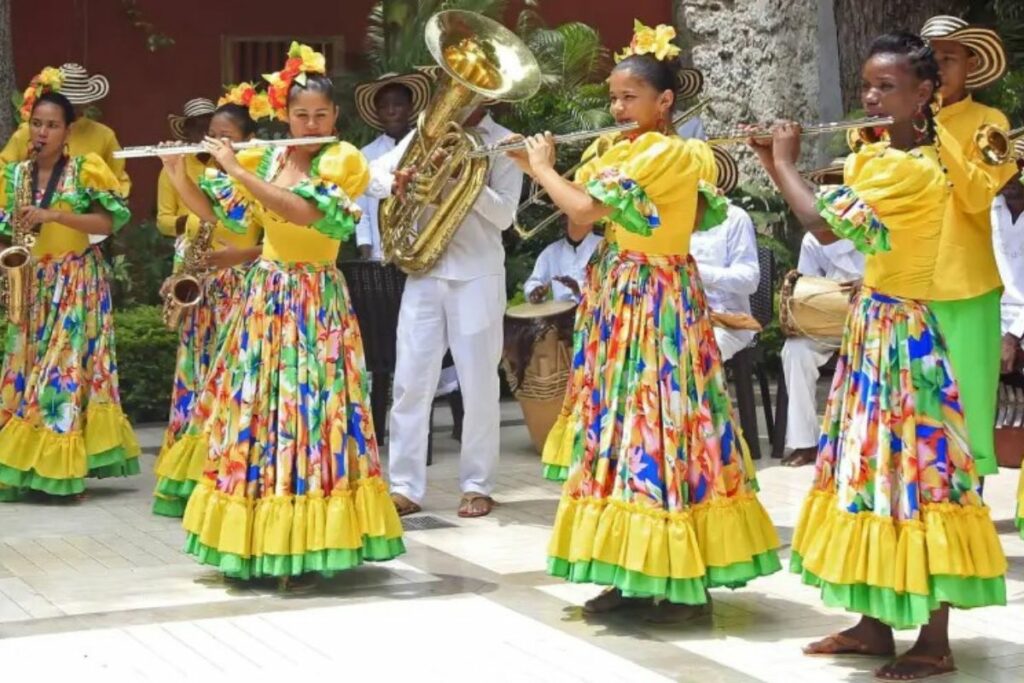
[379,10,540,275]
[162,219,216,329]
[0,154,41,324]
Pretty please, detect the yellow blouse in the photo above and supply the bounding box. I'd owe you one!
[1,118,131,197]
[201,142,369,264]
[156,156,210,237]
[575,132,720,256]
[818,142,948,300]
[932,97,1018,301]
[0,153,130,257]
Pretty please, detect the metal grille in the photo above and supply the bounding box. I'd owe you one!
[221,36,345,84]
[401,515,458,531]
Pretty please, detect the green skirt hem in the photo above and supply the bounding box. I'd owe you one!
[547,551,782,605]
[542,464,569,482]
[183,533,407,580]
[790,551,1007,629]
[152,494,186,518]
[0,446,140,496]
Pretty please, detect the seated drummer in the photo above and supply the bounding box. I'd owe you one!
[993,144,1024,375]
[780,158,865,467]
[689,150,760,362]
[524,219,602,303]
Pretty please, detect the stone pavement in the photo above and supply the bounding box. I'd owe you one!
[0,400,1022,682]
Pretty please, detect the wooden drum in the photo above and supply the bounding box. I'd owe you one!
[779,269,853,344]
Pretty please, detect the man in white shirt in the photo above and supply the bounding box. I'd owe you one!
[690,204,761,361]
[369,106,523,518]
[781,233,865,466]
[353,72,431,260]
[992,171,1024,374]
[524,224,602,303]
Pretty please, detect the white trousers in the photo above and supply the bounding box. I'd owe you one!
[388,274,505,504]
[713,327,755,363]
[781,337,837,450]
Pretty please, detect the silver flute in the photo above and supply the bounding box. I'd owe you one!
[113,136,339,159]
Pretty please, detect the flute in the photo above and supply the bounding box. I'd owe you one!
[113,136,339,159]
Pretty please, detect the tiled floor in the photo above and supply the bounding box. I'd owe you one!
[1,398,1022,682]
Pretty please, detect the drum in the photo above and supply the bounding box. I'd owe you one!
[779,269,852,344]
[502,300,576,453]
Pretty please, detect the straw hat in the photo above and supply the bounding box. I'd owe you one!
[354,72,432,131]
[56,63,110,104]
[921,16,1007,90]
[677,67,704,100]
[168,98,216,140]
[712,146,739,195]
[803,157,846,186]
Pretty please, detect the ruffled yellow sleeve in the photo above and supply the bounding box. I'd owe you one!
[291,142,368,240]
[584,133,727,236]
[198,147,264,234]
[75,153,131,232]
[815,142,946,255]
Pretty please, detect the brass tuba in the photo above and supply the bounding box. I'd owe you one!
[0,154,41,324]
[379,10,541,274]
[162,219,216,329]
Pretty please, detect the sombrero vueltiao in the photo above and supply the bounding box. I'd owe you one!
[354,72,432,131]
[712,146,739,195]
[677,67,704,100]
[803,157,847,186]
[168,98,216,141]
[57,63,110,105]
[921,16,1006,90]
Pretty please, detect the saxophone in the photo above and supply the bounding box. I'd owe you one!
[0,154,40,325]
[378,11,540,274]
[162,219,216,329]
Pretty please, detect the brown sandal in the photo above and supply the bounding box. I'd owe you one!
[804,633,896,657]
[391,493,422,517]
[874,654,956,681]
[582,588,652,614]
[457,493,495,518]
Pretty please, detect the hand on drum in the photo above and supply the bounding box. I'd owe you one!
[528,284,550,304]
[553,275,581,300]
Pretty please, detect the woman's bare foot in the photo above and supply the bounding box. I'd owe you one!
[582,588,652,614]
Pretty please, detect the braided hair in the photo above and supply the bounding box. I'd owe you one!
[867,31,942,145]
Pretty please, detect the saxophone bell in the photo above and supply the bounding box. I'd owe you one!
[162,220,216,329]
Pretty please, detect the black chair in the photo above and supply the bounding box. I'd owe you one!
[724,246,775,460]
[770,353,837,459]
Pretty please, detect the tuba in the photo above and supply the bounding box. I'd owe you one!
[379,10,540,274]
[161,220,216,329]
[0,153,41,324]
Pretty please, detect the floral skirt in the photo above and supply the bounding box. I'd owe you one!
[153,266,246,517]
[178,258,405,579]
[545,249,780,604]
[0,247,139,500]
[791,289,1006,629]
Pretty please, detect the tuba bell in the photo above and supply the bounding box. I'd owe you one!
[379,10,541,275]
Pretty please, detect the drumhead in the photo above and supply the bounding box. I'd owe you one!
[506,300,576,319]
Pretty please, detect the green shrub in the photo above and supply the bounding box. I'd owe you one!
[114,305,178,424]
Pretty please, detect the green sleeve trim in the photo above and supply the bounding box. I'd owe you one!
[815,184,891,255]
[584,167,660,237]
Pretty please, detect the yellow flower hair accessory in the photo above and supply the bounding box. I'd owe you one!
[20,66,64,123]
[615,20,681,63]
[263,42,328,121]
[219,82,274,121]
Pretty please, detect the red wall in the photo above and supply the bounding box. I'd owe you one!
[11,0,670,217]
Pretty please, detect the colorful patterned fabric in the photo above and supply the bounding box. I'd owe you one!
[152,266,248,517]
[545,248,781,604]
[791,289,1007,629]
[179,258,404,579]
[0,248,139,500]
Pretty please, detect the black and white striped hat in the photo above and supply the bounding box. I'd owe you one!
[168,98,216,140]
[921,16,1007,90]
[57,63,109,104]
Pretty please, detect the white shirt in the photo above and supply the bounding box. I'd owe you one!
[355,133,401,261]
[690,204,760,315]
[796,232,865,282]
[523,233,602,303]
[676,116,706,141]
[368,114,523,280]
[992,195,1024,338]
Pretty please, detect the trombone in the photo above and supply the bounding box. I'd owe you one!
[975,124,1024,165]
[513,99,710,240]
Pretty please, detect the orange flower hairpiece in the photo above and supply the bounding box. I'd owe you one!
[219,82,274,121]
[615,20,681,63]
[20,66,64,123]
[263,42,327,121]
